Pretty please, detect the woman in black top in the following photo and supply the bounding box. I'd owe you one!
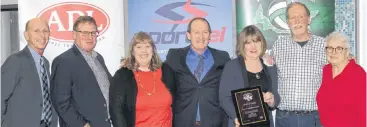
[219,25,280,127]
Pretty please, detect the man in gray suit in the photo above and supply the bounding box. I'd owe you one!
[51,16,112,127]
[1,18,58,127]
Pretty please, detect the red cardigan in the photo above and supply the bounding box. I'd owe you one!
[317,60,366,127]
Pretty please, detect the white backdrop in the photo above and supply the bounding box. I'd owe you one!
[18,0,125,75]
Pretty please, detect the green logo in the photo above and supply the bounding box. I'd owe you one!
[236,0,335,48]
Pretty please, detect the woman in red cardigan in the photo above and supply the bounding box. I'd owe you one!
[316,32,366,127]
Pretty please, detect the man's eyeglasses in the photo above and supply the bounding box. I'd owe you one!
[75,31,99,37]
[325,46,347,53]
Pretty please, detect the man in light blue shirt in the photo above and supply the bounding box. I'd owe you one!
[1,18,58,127]
[165,17,230,127]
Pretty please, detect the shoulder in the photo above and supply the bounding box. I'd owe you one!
[311,35,325,40]
[209,47,229,57]
[54,48,73,60]
[351,62,366,76]
[165,48,185,66]
[53,48,75,64]
[223,57,240,70]
[96,52,104,59]
[1,51,24,69]
[311,35,326,44]
[272,35,292,48]
[114,67,133,76]
[275,35,292,42]
[167,48,181,55]
[5,51,24,62]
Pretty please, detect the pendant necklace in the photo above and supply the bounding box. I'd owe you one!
[135,71,156,96]
[255,73,260,79]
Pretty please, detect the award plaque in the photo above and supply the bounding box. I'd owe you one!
[231,86,269,126]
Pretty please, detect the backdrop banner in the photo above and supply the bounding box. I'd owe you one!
[128,0,234,60]
[18,0,125,74]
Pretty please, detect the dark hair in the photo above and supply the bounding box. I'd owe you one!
[186,17,212,33]
[236,25,267,58]
[286,2,310,20]
[73,16,98,31]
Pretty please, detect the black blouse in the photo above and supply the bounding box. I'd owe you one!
[247,69,269,93]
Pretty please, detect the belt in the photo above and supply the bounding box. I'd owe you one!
[278,109,317,115]
[40,120,49,127]
[195,121,201,126]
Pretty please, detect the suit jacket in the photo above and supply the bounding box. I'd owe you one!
[219,56,280,127]
[109,63,176,127]
[51,45,112,127]
[1,47,58,127]
[165,46,230,127]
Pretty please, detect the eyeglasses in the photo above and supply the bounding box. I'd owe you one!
[325,46,347,53]
[75,30,99,37]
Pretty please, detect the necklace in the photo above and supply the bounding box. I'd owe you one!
[255,73,260,79]
[135,71,156,96]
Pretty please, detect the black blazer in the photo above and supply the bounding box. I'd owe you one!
[165,46,230,127]
[219,56,280,127]
[51,45,112,127]
[109,63,176,127]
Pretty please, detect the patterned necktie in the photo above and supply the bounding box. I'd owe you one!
[194,55,204,83]
[40,57,52,126]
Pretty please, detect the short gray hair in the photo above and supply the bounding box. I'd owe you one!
[73,16,98,31]
[326,31,350,49]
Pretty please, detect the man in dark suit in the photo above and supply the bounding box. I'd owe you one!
[1,18,58,127]
[165,17,230,127]
[51,16,112,127]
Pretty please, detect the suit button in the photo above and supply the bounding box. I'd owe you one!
[105,118,109,122]
[104,104,107,107]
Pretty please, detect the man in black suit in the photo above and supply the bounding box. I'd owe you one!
[165,17,230,127]
[51,16,112,127]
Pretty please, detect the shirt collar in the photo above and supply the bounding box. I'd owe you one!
[74,44,97,58]
[188,46,210,59]
[27,45,42,63]
[291,34,314,44]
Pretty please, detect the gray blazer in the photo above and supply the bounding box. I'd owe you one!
[219,56,280,127]
[1,47,58,127]
[51,45,112,127]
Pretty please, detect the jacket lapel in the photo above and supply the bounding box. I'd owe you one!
[200,47,224,84]
[71,46,96,80]
[179,46,198,82]
[237,56,250,88]
[260,59,273,91]
[71,45,106,101]
[22,47,41,83]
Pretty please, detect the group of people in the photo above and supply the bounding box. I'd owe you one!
[1,2,366,127]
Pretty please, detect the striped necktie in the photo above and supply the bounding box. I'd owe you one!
[194,55,204,82]
[40,57,52,126]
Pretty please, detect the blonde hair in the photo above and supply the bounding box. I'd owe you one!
[122,32,162,71]
[236,25,267,57]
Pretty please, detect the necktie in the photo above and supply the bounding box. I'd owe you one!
[40,57,52,126]
[194,55,204,122]
[194,55,204,82]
